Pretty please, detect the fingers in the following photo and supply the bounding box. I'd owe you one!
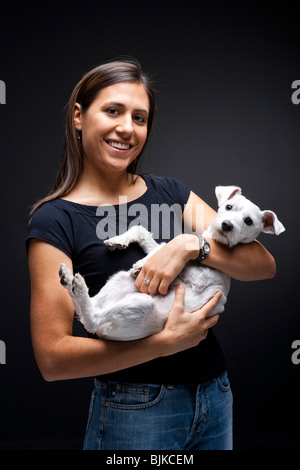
[199,292,222,332]
[171,284,222,320]
[192,291,222,341]
[172,282,186,306]
[200,290,223,318]
[135,268,171,296]
[163,284,222,352]
[134,241,184,296]
[135,266,147,292]
[136,272,159,295]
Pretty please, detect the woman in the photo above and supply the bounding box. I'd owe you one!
[27,58,276,450]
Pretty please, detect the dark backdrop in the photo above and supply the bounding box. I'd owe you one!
[0,0,299,450]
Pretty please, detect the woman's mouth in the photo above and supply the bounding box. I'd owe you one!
[106,140,133,150]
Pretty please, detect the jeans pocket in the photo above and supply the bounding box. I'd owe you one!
[83,390,98,450]
[86,390,96,424]
[105,382,165,410]
[217,371,231,392]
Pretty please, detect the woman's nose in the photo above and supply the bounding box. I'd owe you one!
[116,114,134,136]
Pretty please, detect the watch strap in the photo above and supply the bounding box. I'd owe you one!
[193,234,210,262]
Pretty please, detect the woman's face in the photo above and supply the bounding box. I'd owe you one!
[74,81,150,175]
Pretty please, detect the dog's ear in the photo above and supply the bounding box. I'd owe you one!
[262,210,285,235]
[215,186,242,207]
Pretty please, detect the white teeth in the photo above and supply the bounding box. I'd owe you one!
[108,141,130,150]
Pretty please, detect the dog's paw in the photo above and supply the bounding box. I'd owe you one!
[59,263,73,289]
[71,273,88,295]
[129,264,142,278]
[104,238,128,250]
[129,268,140,278]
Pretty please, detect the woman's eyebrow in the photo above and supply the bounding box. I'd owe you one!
[104,101,149,114]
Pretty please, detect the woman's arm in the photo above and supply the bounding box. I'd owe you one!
[184,191,276,281]
[135,190,276,295]
[28,239,221,382]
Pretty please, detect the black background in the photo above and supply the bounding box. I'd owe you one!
[0,0,299,450]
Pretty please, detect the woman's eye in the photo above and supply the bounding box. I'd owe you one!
[225,205,232,210]
[106,108,119,116]
[134,114,146,124]
[244,217,253,226]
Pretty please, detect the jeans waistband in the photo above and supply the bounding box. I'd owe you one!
[94,371,227,391]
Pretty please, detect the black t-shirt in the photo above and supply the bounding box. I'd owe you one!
[26,174,226,383]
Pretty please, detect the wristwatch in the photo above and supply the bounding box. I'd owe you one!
[193,234,210,262]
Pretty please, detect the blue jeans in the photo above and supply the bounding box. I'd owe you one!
[83,371,233,450]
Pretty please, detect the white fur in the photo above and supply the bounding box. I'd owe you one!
[59,186,285,341]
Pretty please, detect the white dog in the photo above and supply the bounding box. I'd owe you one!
[59,186,285,341]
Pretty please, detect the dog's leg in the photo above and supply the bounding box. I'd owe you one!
[105,225,160,254]
[59,263,96,330]
[59,271,157,340]
[105,226,166,278]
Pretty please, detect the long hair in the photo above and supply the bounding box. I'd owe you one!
[30,58,156,217]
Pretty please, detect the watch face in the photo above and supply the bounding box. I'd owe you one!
[203,241,210,255]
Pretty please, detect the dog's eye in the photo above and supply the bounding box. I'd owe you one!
[225,205,232,210]
[244,217,253,226]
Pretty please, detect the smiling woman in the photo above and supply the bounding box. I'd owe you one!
[72,82,149,188]
[26,57,276,450]
[29,59,156,215]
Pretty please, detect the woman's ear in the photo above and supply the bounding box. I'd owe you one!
[74,102,82,131]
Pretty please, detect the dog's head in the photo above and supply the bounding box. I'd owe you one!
[208,186,285,247]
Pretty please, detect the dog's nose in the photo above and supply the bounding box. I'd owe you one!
[221,221,234,232]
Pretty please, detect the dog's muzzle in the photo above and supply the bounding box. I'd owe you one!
[221,221,234,232]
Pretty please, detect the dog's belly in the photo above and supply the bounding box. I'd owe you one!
[90,261,230,340]
[178,263,230,316]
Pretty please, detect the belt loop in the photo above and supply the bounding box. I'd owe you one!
[167,384,174,390]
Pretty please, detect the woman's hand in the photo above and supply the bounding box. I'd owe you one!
[157,284,222,356]
[135,234,199,296]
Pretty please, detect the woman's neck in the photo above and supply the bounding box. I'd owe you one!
[62,168,145,206]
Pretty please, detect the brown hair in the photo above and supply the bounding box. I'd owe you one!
[30,58,156,217]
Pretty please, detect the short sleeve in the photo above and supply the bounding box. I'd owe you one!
[145,175,191,209]
[26,201,74,258]
[161,176,191,209]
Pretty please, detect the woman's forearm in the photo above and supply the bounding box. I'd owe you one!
[135,233,276,297]
[183,190,276,281]
[201,238,276,281]
[40,333,166,382]
[160,233,276,282]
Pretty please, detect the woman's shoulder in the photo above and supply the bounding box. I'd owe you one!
[28,198,85,237]
[27,199,75,257]
[143,173,188,187]
[30,198,71,221]
[143,173,190,201]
